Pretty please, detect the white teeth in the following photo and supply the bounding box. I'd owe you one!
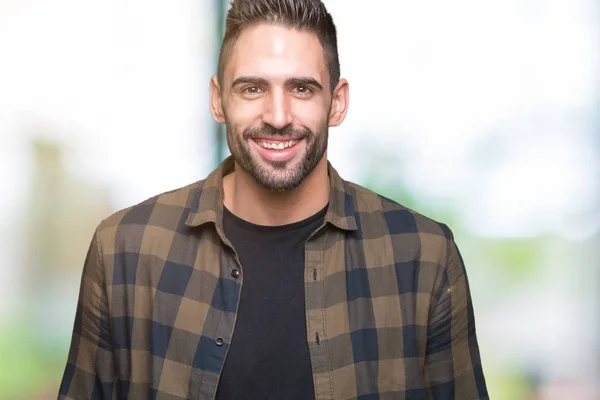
[259,140,299,150]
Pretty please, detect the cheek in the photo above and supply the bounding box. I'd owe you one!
[292,100,329,129]
[225,98,263,129]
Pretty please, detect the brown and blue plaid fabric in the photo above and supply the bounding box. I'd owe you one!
[59,156,488,399]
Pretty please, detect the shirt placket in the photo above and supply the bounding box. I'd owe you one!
[196,231,244,400]
[305,229,334,400]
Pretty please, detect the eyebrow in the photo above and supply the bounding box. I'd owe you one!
[231,76,269,88]
[287,77,323,90]
[231,76,323,91]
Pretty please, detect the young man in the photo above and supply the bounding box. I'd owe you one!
[59,0,488,399]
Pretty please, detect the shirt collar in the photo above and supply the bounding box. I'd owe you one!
[185,156,357,231]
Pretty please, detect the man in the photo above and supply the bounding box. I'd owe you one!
[59,0,488,398]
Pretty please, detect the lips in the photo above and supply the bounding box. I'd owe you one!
[255,139,300,150]
[251,137,304,163]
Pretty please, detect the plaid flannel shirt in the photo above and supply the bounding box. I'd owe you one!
[59,156,488,399]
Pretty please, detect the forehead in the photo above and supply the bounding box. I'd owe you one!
[225,24,327,84]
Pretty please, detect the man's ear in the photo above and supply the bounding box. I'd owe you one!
[210,75,225,124]
[328,78,349,127]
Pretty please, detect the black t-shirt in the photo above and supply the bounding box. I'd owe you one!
[215,205,327,400]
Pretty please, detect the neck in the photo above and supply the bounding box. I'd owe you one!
[223,158,329,226]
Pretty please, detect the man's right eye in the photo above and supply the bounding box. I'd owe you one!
[242,86,263,95]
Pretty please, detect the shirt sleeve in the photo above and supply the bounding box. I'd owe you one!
[58,225,116,399]
[423,228,489,399]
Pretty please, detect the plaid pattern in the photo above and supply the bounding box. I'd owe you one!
[59,156,488,399]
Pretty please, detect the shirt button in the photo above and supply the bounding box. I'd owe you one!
[215,337,224,346]
[231,269,240,278]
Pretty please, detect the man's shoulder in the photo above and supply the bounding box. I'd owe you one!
[345,180,453,240]
[95,179,207,244]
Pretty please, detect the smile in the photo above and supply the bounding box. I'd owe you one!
[251,138,304,163]
[255,139,300,150]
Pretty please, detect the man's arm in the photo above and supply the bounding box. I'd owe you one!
[58,225,116,399]
[423,229,488,399]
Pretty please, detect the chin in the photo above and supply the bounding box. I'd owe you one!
[253,168,306,192]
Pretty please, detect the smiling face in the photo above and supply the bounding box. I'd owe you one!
[211,24,348,191]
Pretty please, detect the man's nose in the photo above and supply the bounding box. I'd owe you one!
[262,91,293,129]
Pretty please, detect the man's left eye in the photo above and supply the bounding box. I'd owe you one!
[293,86,312,95]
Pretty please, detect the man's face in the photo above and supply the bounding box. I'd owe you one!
[217,24,333,191]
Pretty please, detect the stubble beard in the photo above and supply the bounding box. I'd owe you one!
[225,122,329,192]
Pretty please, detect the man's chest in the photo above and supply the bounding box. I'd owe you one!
[106,229,435,399]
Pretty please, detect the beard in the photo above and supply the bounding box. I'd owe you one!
[225,121,328,191]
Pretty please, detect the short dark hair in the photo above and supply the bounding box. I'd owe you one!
[217,0,340,92]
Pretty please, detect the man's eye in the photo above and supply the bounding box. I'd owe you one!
[242,86,263,95]
[293,86,312,95]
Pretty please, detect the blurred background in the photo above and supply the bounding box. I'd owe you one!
[0,0,598,398]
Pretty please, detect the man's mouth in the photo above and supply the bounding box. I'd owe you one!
[250,137,304,162]
[254,139,300,150]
